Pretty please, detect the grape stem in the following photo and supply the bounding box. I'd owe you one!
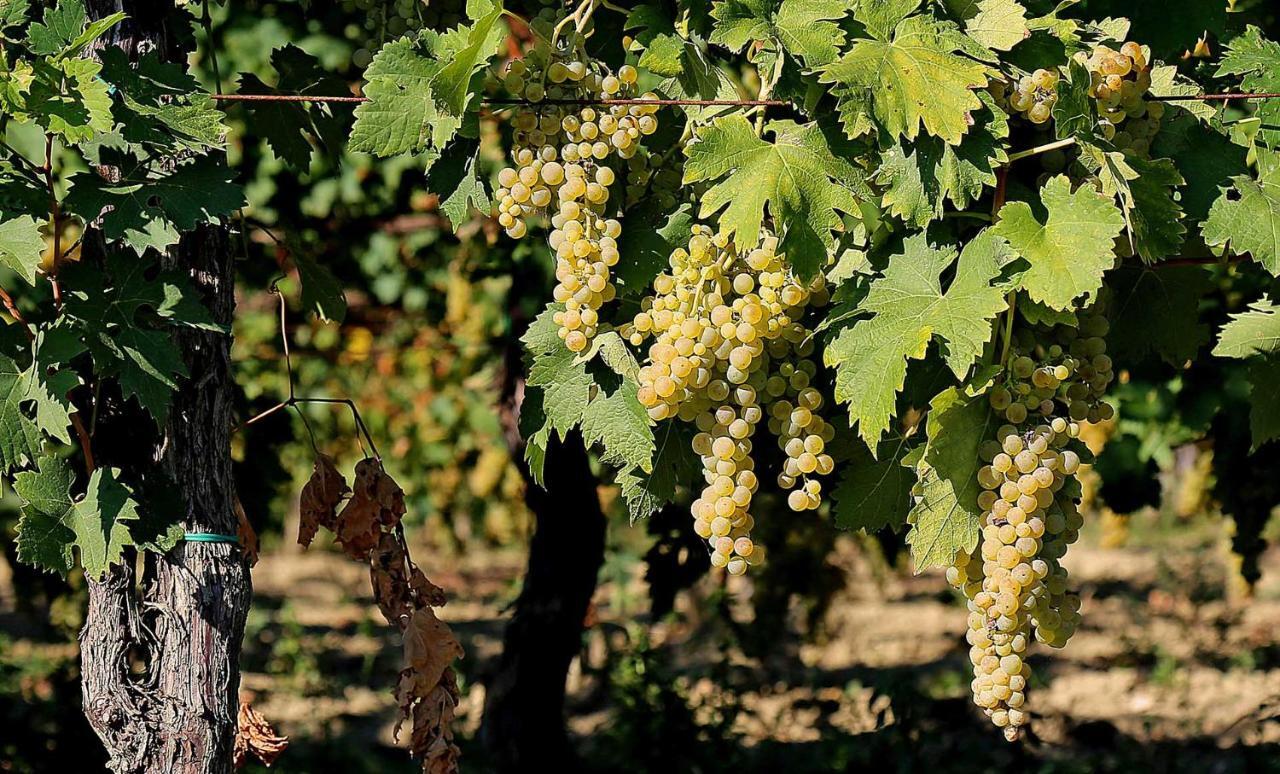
[1007,137,1076,164]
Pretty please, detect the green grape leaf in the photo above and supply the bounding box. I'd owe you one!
[61,254,221,423]
[832,434,915,532]
[683,116,868,277]
[1246,357,1280,451]
[428,141,489,226]
[943,0,1030,52]
[14,456,141,579]
[1150,113,1248,221]
[349,3,504,157]
[580,379,654,473]
[27,0,86,56]
[64,153,244,255]
[709,0,852,67]
[1203,152,1280,276]
[1215,26,1280,146]
[523,307,655,472]
[293,252,346,323]
[1107,266,1210,366]
[0,0,29,36]
[821,9,990,144]
[1213,300,1280,360]
[98,49,227,150]
[24,324,84,445]
[658,39,743,123]
[525,350,592,441]
[993,174,1124,310]
[235,45,354,168]
[0,353,42,472]
[624,5,686,77]
[0,215,43,285]
[616,421,699,522]
[615,201,694,295]
[25,57,114,144]
[907,385,993,572]
[875,91,1008,227]
[1079,144,1186,262]
[826,230,1013,448]
[1148,65,1217,124]
[1052,59,1093,140]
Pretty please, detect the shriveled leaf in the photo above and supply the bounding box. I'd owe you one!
[298,453,350,549]
[233,703,289,770]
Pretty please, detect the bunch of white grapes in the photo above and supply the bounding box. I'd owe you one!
[949,420,1086,741]
[987,310,1114,426]
[1075,41,1164,157]
[949,304,1113,740]
[621,225,832,574]
[494,36,660,352]
[993,68,1060,124]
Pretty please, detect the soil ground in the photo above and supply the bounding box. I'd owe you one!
[5,510,1280,773]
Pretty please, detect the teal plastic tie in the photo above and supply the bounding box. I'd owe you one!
[183,532,240,545]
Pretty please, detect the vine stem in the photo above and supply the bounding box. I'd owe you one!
[1007,137,1076,164]
[208,94,791,107]
[0,285,33,340]
[991,165,1016,369]
[42,134,63,310]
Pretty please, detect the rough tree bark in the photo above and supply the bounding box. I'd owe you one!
[481,298,608,770]
[78,3,250,772]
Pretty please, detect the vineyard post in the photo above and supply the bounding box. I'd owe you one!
[76,2,250,772]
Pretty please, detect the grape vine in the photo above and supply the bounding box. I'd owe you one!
[6,0,1280,760]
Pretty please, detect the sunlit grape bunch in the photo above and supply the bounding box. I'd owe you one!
[493,27,660,353]
[622,225,832,573]
[1002,68,1060,125]
[986,308,1115,426]
[950,418,1086,741]
[1075,41,1164,156]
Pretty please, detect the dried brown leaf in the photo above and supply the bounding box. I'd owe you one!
[334,458,405,559]
[234,702,289,769]
[234,498,260,567]
[298,454,349,549]
[403,606,463,690]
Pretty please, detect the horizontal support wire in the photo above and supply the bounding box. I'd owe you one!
[207,92,1280,105]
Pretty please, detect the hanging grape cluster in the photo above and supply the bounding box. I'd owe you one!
[994,68,1061,125]
[622,226,833,574]
[494,37,659,352]
[1077,42,1164,157]
[946,305,1113,740]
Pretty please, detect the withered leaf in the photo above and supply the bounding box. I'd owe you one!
[233,702,289,769]
[403,606,463,690]
[334,458,405,560]
[298,454,349,549]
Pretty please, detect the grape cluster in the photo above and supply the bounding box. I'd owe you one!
[1076,42,1164,157]
[948,306,1113,739]
[987,311,1114,426]
[948,420,1086,740]
[623,226,833,573]
[997,68,1060,125]
[494,41,660,352]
